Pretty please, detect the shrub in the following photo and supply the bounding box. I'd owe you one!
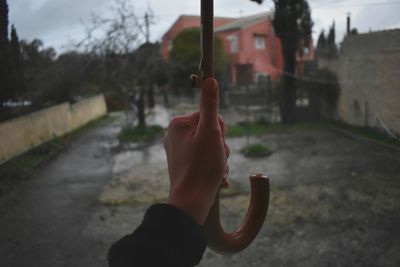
[241,143,272,158]
[119,125,164,142]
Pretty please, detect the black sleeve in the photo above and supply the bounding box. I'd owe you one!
[108,204,207,267]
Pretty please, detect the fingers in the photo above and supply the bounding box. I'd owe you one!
[224,140,230,158]
[163,129,169,149]
[218,115,227,136]
[221,166,230,188]
[168,112,199,131]
[165,113,199,145]
[198,78,219,130]
[221,177,230,188]
[220,117,230,189]
[217,116,230,157]
[222,141,230,189]
[190,112,200,125]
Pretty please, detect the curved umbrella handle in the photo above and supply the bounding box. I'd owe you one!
[204,174,270,254]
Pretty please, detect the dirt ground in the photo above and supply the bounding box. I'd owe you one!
[1,112,399,267]
[199,132,400,267]
[100,121,400,266]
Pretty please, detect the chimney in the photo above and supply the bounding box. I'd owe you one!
[346,13,351,35]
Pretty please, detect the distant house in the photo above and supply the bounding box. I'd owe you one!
[162,13,314,85]
[162,13,284,85]
[161,15,235,60]
[214,12,284,84]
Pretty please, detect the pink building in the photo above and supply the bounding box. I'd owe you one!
[214,12,283,84]
[161,15,235,60]
[162,13,313,85]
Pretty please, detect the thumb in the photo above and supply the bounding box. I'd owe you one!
[199,78,219,128]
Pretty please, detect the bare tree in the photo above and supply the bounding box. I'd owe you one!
[77,0,146,54]
[75,0,155,127]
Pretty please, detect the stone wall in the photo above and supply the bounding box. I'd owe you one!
[0,95,107,164]
[319,30,400,137]
[337,51,400,136]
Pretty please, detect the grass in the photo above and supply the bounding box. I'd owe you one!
[0,115,113,198]
[0,138,65,199]
[227,119,400,148]
[0,139,64,197]
[118,125,164,142]
[333,122,400,147]
[240,143,272,158]
[227,120,327,137]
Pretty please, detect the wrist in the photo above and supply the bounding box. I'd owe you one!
[168,191,213,225]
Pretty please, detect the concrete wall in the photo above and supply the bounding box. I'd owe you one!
[337,57,400,137]
[318,30,400,137]
[0,95,107,164]
[336,52,400,136]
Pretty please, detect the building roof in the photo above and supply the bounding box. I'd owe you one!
[215,12,271,33]
[162,15,235,39]
[341,29,400,56]
[179,14,234,20]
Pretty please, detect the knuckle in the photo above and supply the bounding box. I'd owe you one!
[169,116,195,135]
[169,117,180,126]
[225,144,231,156]
[168,117,183,130]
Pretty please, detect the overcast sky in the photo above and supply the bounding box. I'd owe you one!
[8,0,400,53]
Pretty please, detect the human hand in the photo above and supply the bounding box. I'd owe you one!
[164,78,230,224]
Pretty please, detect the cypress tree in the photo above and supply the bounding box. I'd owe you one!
[327,21,337,58]
[11,25,25,97]
[10,25,20,60]
[317,31,326,53]
[327,21,335,46]
[272,0,313,123]
[0,0,12,108]
[0,0,8,47]
[318,31,325,47]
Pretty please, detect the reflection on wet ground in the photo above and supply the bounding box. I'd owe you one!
[100,141,169,205]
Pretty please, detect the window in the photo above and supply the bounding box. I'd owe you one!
[254,35,266,50]
[227,35,239,54]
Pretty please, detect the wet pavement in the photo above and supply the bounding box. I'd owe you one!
[1,110,400,267]
[0,113,122,267]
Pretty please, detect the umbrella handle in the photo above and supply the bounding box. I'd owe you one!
[204,174,270,254]
[196,0,270,255]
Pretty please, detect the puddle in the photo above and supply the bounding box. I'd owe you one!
[99,142,169,205]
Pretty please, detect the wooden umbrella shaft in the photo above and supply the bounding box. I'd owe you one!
[201,0,214,79]
[198,0,269,255]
